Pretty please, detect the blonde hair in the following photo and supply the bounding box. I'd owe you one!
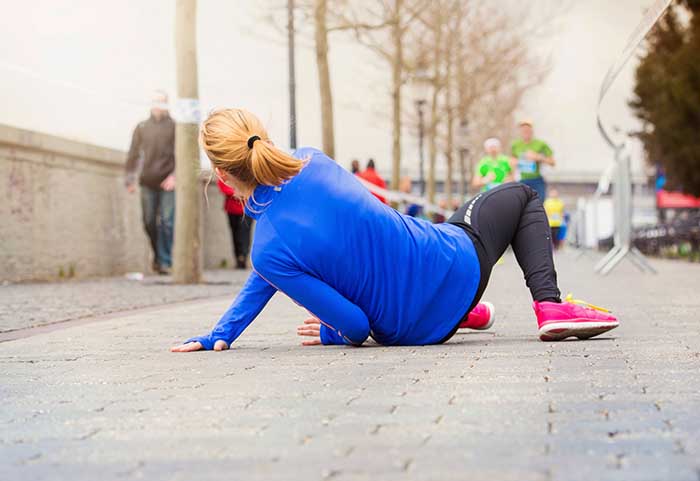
[200,108,303,188]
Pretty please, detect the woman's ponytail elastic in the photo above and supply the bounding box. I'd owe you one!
[249,139,303,186]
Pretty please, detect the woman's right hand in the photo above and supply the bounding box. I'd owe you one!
[296,317,322,346]
[170,340,229,352]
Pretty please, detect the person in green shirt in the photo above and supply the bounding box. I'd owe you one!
[472,137,514,192]
[511,119,555,200]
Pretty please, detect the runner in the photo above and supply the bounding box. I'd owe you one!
[172,109,618,352]
[472,137,514,191]
[511,119,555,200]
[543,188,566,250]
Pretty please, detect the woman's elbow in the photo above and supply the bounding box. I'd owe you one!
[344,325,370,346]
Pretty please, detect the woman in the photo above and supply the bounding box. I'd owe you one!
[172,109,618,352]
[217,179,252,269]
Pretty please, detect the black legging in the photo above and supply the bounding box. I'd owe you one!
[448,182,561,309]
[227,214,253,264]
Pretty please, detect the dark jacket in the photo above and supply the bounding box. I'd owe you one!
[125,113,175,189]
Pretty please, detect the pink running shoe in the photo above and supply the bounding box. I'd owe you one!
[534,294,619,341]
[459,301,495,330]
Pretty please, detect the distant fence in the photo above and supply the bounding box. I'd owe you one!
[634,211,700,261]
[0,124,234,282]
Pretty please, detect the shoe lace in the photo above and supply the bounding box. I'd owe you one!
[563,293,612,313]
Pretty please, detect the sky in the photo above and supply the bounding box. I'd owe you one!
[0,0,657,180]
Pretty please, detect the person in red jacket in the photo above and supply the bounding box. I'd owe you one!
[217,179,253,269]
[356,158,387,204]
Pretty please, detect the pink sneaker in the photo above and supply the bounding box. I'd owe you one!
[534,294,619,341]
[459,301,495,330]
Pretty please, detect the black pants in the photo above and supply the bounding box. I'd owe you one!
[227,214,252,267]
[448,182,561,310]
[551,227,562,250]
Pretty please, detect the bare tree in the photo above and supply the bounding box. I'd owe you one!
[454,1,555,193]
[335,0,428,189]
[312,0,335,157]
[424,3,445,205]
[406,0,554,203]
[442,4,460,205]
[262,0,557,200]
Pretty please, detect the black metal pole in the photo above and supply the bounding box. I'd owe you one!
[416,100,426,196]
[287,0,297,150]
[459,118,469,199]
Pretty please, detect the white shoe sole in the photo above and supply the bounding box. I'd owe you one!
[538,320,619,341]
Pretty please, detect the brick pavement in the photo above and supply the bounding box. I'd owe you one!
[1,251,699,480]
[0,270,249,334]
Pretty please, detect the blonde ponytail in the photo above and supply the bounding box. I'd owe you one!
[200,108,303,188]
[247,140,303,186]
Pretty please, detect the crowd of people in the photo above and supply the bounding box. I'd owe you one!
[126,95,567,275]
[124,103,618,350]
[351,119,567,250]
[169,108,618,352]
[470,119,566,250]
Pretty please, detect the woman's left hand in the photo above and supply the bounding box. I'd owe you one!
[170,340,229,352]
[296,317,322,346]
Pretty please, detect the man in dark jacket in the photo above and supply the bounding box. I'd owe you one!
[125,91,176,274]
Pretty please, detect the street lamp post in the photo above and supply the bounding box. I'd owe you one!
[416,99,427,196]
[457,119,469,200]
[287,0,297,150]
[411,67,431,197]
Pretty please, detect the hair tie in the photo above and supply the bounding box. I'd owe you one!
[247,135,261,149]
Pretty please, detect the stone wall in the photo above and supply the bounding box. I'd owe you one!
[0,124,234,282]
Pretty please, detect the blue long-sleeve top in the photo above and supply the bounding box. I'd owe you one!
[186,148,480,349]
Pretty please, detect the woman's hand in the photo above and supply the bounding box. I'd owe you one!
[170,340,229,352]
[296,317,322,346]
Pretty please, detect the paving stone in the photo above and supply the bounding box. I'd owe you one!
[1,251,699,480]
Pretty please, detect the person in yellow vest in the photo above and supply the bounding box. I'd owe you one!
[543,188,565,250]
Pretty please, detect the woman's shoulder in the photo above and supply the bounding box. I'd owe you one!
[293,146,328,161]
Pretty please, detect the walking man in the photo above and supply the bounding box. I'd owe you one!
[125,91,176,274]
[511,119,555,200]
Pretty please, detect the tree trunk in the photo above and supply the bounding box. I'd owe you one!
[390,0,403,191]
[314,0,335,158]
[444,119,453,207]
[172,0,202,284]
[427,8,442,205]
[444,18,455,207]
[458,149,466,199]
[454,6,466,201]
[427,92,439,205]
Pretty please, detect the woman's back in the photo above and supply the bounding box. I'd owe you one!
[249,148,480,345]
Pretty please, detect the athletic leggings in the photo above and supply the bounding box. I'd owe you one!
[449,182,562,311]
